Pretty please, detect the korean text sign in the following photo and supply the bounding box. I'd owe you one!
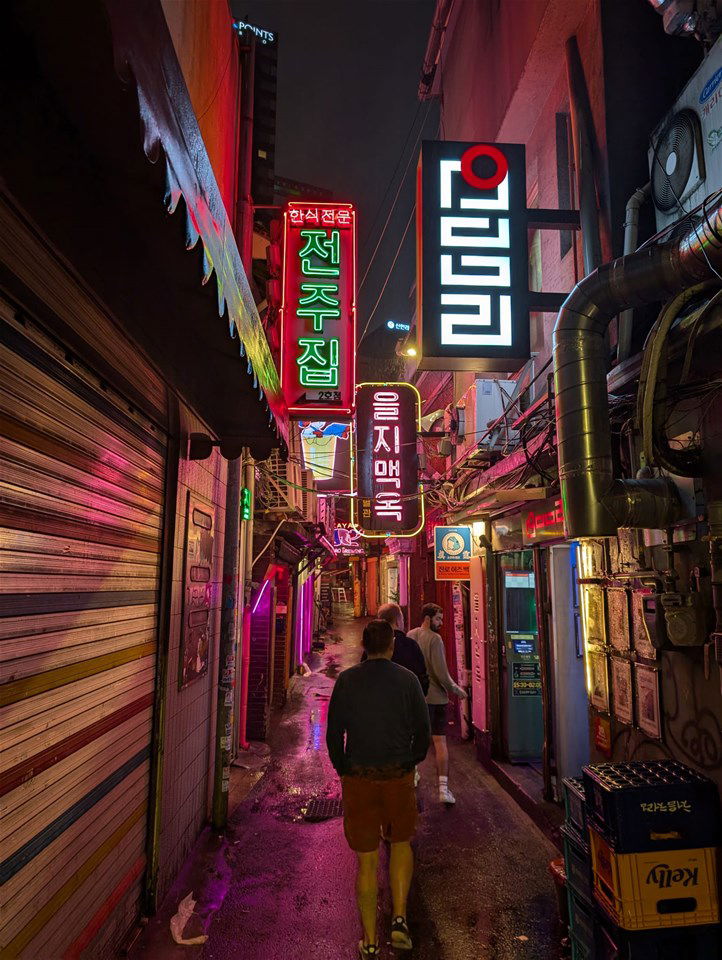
[434,525,472,580]
[281,202,356,417]
[416,141,529,371]
[352,383,423,538]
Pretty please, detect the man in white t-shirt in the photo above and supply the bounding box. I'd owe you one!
[407,603,467,804]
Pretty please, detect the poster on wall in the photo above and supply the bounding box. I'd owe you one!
[607,588,631,653]
[352,382,423,538]
[179,497,215,689]
[635,663,663,739]
[416,140,530,371]
[434,525,472,580]
[631,590,658,661]
[611,656,634,725]
[588,649,610,713]
[280,201,356,417]
[581,584,607,648]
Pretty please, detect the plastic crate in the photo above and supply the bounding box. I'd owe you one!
[568,888,597,957]
[563,822,594,905]
[572,933,595,960]
[582,761,721,853]
[564,776,588,835]
[589,826,719,932]
[596,921,721,959]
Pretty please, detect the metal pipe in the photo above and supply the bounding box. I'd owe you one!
[418,0,455,100]
[553,196,722,539]
[617,183,651,363]
[212,454,242,829]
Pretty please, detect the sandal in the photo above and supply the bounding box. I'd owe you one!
[391,916,413,950]
[358,940,381,958]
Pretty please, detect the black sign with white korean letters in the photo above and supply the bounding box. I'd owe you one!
[352,383,423,538]
[417,140,529,371]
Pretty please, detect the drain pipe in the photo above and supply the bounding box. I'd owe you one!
[617,183,651,363]
[553,196,722,539]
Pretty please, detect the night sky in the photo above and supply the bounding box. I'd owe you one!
[231,0,437,360]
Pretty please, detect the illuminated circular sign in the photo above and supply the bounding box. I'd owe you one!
[460,144,509,191]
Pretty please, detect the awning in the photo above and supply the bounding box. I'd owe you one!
[0,0,287,459]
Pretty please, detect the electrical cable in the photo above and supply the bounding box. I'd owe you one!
[359,99,433,291]
[360,99,423,262]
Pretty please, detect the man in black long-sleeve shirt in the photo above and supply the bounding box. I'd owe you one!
[327,619,430,958]
[359,602,429,696]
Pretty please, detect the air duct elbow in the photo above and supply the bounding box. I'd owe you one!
[553,196,722,540]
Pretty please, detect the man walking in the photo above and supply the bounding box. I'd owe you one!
[361,602,429,696]
[408,603,467,805]
[327,619,431,958]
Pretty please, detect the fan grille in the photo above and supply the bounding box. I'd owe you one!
[651,108,700,214]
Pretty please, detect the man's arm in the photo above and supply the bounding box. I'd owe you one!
[409,678,431,764]
[429,635,466,698]
[325,675,347,774]
[408,638,430,696]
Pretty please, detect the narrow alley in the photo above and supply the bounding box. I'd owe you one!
[134,611,561,960]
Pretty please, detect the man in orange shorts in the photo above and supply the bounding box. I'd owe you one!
[326,619,431,958]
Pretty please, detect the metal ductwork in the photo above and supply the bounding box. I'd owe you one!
[553,194,722,539]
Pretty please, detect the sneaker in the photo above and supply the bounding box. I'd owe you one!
[439,785,456,804]
[391,916,413,950]
[358,941,381,958]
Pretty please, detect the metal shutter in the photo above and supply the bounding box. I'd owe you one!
[0,310,165,959]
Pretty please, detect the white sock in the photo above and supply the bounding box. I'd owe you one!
[438,776,448,788]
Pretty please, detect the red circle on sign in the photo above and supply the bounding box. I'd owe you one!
[460,144,508,191]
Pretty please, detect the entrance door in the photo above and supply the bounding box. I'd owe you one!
[499,551,543,761]
[549,544,589,783]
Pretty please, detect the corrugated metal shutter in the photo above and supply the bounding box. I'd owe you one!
[0,305,165,959]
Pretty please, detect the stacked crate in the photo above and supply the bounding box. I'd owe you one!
[562,776,597,959]
[564,760,721,959]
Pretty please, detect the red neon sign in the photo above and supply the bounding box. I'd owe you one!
[280,201,356,418]
[523,498,564,543]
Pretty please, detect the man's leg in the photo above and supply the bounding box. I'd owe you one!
[389,841,413,920]
[432,734,449,778]
[355,849,379,946]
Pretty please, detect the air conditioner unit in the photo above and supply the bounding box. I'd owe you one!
[457,378,518,457]
[258,451,302,515]
[649,36,722,231]
[300,469,317,523]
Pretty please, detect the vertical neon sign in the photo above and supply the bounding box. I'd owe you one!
[351,382,424,538]
[280,202,356,417]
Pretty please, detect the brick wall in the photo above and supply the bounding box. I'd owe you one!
[157,404,226,901]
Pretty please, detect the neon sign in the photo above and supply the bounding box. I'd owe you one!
[281,202,356,418]
[416,141,529,371]
[351,382,424,539]
[523,498,564,544]
[233,20,275,44]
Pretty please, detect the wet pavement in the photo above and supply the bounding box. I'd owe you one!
[134,612,563,960]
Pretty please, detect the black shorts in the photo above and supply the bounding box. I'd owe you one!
[428,703,448,736]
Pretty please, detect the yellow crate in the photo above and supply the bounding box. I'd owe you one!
[589,826,719,931]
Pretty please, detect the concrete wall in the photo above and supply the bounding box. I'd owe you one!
[161,0,241,226]
[157,404,227,901]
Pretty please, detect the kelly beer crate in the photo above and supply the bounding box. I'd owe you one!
[589,826,719,932]
[596,920,721,959]
[582,761,721,853]
[563,822,595,906]
[564,776,588,836]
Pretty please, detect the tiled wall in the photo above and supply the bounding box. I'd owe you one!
[157,405,227,900]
